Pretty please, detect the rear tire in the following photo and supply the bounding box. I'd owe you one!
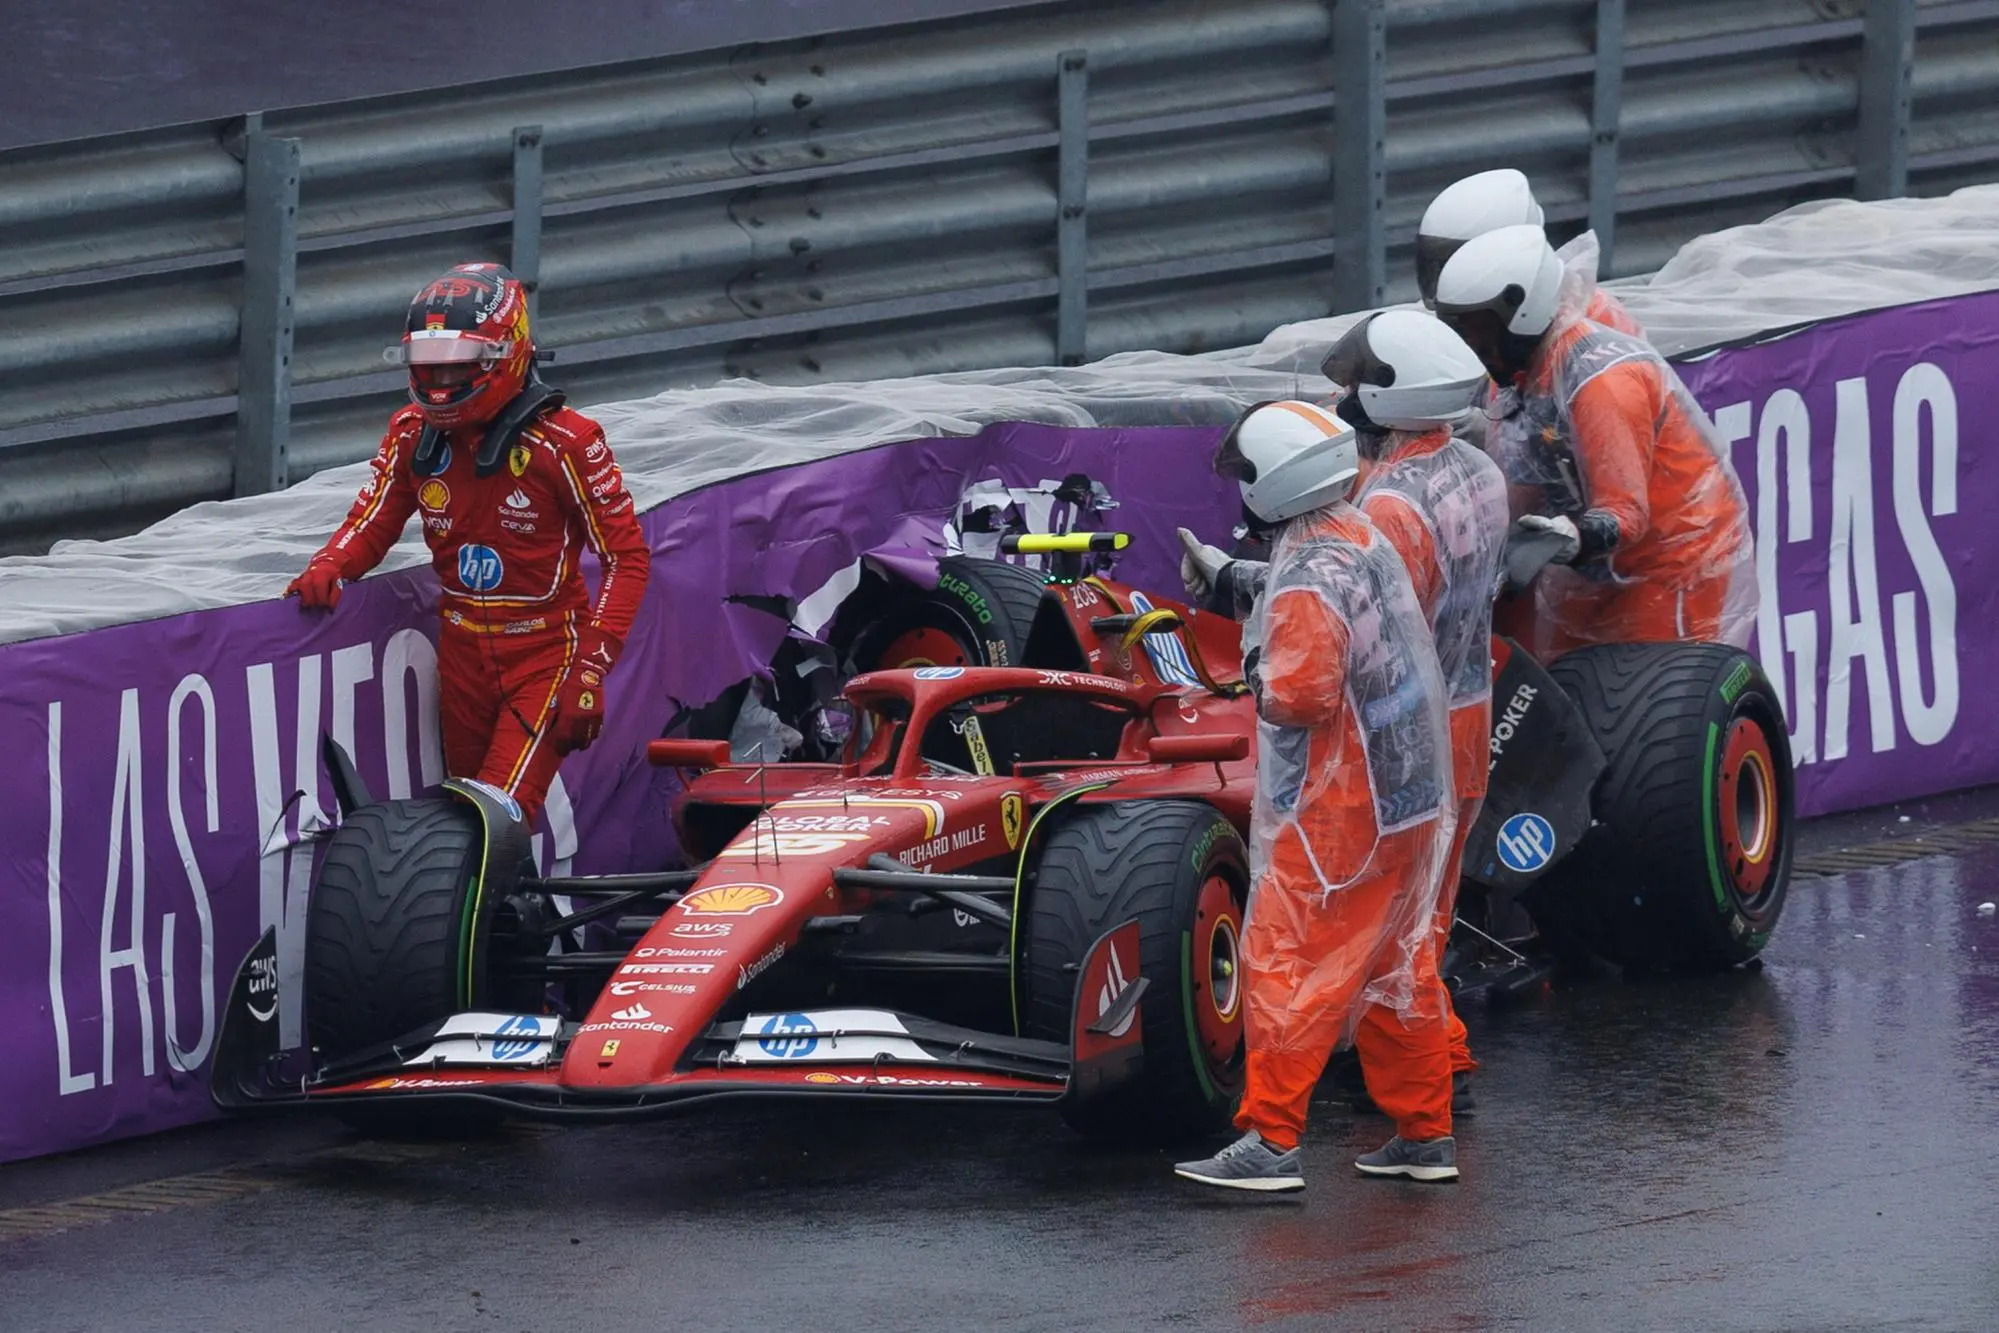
[1022,801,1248,1145]
[841,555,1049,672]
[1525,643,1794,972]
[305,798,508,1136]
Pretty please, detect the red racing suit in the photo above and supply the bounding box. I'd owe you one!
[311,404,650,820]
[1355,428,1510,1075]
[1234,502,1457,1149]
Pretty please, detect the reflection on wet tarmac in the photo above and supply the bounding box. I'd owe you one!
[3,850,1996,1331]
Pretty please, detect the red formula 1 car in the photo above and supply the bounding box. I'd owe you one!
[213,534,1261,1142]
[212,530,1795,1142]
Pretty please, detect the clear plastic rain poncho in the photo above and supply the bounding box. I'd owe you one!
[1239,503,1456,1042]
[1484,249,1758,658]
[1354,430,1512,712]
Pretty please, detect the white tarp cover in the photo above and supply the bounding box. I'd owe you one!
[5,185,1998,646]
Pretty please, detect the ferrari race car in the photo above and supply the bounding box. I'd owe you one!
[211,530,1795,1143]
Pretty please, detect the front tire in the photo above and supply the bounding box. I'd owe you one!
[305,798,509,1135]
[1021,801,1248,1144]
[1525,643,1794,972]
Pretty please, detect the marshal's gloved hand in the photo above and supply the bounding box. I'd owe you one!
[1513,514,1582,565]
[553,625,624,754]
[285,553,346,611]
[1178,527,1233,600]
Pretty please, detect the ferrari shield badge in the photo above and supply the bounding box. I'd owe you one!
[1001,792,1025,850]
[508,442,531,477]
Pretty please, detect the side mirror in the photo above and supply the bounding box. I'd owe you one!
[646,739,733,769]
[1147,734,1249,764]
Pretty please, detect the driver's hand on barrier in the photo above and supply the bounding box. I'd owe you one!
[553,626,625,754]
[1178,527,1232,600]
[285,556,345,611]
[1514,514,1582,565]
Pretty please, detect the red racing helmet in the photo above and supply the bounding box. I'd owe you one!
[386,263,534,429]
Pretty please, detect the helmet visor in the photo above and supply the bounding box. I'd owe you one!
[1318,313,1392,396]
[1214,402,1281,483]
[411,362,481,393]
[1414,234,1466,309]
[383,330,517,367]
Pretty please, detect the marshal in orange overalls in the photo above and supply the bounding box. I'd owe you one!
[1235,503,1457,1150]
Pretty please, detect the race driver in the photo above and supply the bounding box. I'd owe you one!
[1180,315,1509,1108]
[1432,225,1756,658]
[286,262,650,823]
[1173,400,1459,1191]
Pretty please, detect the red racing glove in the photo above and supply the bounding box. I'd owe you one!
[552,625,623,754]
[285,554,346,611]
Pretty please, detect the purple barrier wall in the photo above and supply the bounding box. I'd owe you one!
[0,423,1234,1162]
[1675,292,1991,819]
[3,292,1989,1161]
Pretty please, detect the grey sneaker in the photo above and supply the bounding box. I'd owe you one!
[1354,1134,1459,1183]
[1174,1131,1305,1193]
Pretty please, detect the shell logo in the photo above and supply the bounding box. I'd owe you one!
[804,1072,840,1085]
[417,479,451,511]
[679,883,785,917]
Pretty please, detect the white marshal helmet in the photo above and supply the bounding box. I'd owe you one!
[1320,310,1489,434]
[1214,400,1361,525]
[1433,223,1566,379]
[1415,168,1545,307]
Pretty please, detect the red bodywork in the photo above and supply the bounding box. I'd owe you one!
[261,574,1257,1115]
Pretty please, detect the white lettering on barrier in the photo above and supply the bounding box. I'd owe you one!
[1721,360,1961,768]
[1825,376,1895,762]
[163,674,218,1074]
[382,629,443,799]
[1891,364,1958,747]
[45,703,93,1095]
[101,688,155,1086]
[42,635,455,1095]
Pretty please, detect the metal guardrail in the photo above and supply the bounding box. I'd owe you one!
[1,0,1994,551]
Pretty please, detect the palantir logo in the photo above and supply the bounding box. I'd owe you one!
[1496,812,1557,874]
[457,544,505,592]
[756,1012,820,1059]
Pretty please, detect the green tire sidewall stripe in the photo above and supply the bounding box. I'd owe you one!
[1179,930,1219,1105]
[451,793,496,1009]
[1007,783,1115,1037]
[1178,819,1241,1109]
[1702,719,1727,912]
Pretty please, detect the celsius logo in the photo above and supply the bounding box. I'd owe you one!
[245,953,279,1023]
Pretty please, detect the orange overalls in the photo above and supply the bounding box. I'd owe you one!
[1235,504,1456,1149]
[1487,317,1756,661]
[1356,429,1511,1075]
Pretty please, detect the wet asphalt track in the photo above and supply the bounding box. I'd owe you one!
[4,797,1998,1332]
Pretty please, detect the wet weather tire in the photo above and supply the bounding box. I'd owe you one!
[1022,801,1248,1145]
[1525,643,1794,972]
[841,556,1049,672]
[306,798,504,1135]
